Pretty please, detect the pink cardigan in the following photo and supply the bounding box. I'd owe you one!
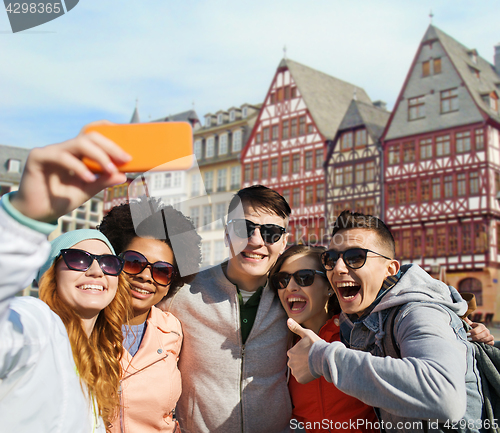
[109,306,182,433]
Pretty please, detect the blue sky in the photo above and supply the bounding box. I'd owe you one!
[1,0,499,148]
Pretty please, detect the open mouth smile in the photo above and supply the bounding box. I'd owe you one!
[286,296,308,313]
[335,281,361,301]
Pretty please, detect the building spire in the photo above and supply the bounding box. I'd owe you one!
[130,98,140,123]
[353,87,357,101]
[283,45,287,59]
[429,9,434,24]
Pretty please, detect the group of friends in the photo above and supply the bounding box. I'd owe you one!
[0,124,497,433]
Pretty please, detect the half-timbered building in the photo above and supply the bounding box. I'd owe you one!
[325,99,390,225]
[241,58,371,245]
[382,25,500,320]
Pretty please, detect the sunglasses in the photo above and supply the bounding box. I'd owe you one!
[59,249,124,276]
[321,248,392,270]
[270,269,326,291]
[227,219,286,245]
[120,250,176,286]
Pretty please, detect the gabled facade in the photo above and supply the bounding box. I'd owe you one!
[325,99,390,225]
[382,25,500,320]
[188,103,259,266]
[241,59,371,245]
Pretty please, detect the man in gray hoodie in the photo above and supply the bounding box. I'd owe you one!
[159,185,292,433]
[287,210,484,433]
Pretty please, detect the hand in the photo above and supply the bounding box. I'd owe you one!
[10,121,131,222]
[464,317,495,346]
[287,318,321,384]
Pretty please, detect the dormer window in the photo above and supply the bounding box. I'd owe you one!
[229,110,235,122]
[7,159,21,173]
[217,113,223,125]
[205,116,212,127]
[487,92,499,112]
[468,49,478,64]
[242,107,248,118]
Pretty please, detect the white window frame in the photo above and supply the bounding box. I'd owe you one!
[204,171,214,193]
[191,174,200,197]
[194,139,202,160]
[230,166,240,189]
[217,168,227,191]
[206,137,215,158]
[219,134,228,155]
[232,130,242,152]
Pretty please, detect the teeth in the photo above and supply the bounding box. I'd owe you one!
[288,297,307,311]
[336,281,358,288]
[80,284,104,291]
[243,252,265,259]
[133,287,152,295]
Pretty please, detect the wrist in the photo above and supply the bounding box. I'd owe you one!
[0,192,57,235]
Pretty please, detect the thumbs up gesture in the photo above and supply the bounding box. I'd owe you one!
[287,318,322,384]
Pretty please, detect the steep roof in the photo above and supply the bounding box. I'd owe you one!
[282,59,372,140]
[153,109,200,126]
[424,25,500,123]
[130,105,140,123]
[0,144,30,184]
[338,99,390,142]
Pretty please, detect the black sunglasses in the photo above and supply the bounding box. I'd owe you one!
[120,250,176,286]
[321,248,392,271]
[227,219,286,245]
[270,269,326,291]
[59,249,124,276]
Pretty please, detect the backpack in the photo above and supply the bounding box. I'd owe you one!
[384,304,500,433]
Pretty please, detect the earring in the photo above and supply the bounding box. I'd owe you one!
[328,292,333,297]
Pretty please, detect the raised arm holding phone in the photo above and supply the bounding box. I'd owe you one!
[0,124,131,433]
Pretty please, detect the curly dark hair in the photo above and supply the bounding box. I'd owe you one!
[98,197,202,298]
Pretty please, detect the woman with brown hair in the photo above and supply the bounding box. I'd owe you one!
[269,245,379,433]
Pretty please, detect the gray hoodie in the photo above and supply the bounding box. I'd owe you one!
[160,264,292,433]
[309,264,483,433]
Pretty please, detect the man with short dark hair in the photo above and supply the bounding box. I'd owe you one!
[159,185,292,433]
[287,210,484,433]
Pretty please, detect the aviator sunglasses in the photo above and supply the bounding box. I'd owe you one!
[270,269,326,291]
[120,250,176,286]
[59,249,124,276]
[321,248,392,271]
[227,219,286,245]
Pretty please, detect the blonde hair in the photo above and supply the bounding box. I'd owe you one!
[39,260,131,430]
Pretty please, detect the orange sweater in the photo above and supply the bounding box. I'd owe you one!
[289,315,379,433]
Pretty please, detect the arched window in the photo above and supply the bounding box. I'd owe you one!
[458,278,483,306]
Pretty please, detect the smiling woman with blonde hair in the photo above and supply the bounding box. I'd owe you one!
[37,229,131,430]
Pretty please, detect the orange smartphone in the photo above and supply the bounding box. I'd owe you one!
[83,122,194,173]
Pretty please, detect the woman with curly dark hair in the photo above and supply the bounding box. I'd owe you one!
[98,198,201,433]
